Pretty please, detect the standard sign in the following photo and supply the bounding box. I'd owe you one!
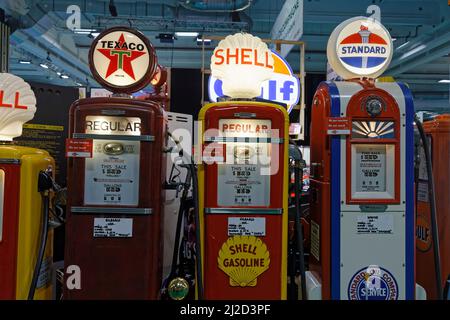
[327,16,393,79]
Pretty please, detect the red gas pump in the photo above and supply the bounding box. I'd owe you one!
[64,27,167,299]
[416,114,450,299]
[197,33,289,300]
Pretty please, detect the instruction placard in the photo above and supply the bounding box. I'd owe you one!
[93,218,133,238]
[228,217,266,236]
[357,214,393,234]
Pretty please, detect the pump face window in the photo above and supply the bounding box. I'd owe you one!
[351,144,395,200]
[352,121,395,139]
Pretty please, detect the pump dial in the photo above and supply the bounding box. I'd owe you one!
[365,97,384,117]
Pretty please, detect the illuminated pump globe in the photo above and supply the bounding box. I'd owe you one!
[211,33,274,99]
[0,73,37,141]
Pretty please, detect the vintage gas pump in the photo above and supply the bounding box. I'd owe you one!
[64,27,166,299]
[0,73,55,300]
[197,33,289,299]
[416,114,450,299]
[307,17,416,300]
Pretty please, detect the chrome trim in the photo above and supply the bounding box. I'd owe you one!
[73,133,154,141]
[205,208,283,215]
[204,137,284,144]
[71,207,152,215]
[234,112,257,118]
[0,159,20,164]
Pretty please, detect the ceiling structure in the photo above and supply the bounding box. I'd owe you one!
[1,0,450,111]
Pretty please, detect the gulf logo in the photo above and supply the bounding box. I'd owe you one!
[209,50,300,113]
[337,23,390,71]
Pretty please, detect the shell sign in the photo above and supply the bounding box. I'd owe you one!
[217,236,270,287]
[0,73,37,141]
[209,49,300,113]
[210,33,274,99]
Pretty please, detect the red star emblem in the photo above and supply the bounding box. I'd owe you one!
[97,33,146,80]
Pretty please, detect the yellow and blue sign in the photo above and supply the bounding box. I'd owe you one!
[208,50,300,113]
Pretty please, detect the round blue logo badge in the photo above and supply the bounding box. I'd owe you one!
[348,266,399,300]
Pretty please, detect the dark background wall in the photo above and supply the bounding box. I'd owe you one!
[14,82,79,186]
[170,68,326,145]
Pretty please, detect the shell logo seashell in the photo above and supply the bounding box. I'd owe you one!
[211,33,274,99]
[217,235,270,287]
[0,73,37,141]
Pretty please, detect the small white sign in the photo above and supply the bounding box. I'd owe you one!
[228,217,266,236]
[93,218,133,238]
[417,182,429,203]
[357,214,393,234]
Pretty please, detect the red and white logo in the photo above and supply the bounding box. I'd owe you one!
[89,27,157,93]
[327,17,393,80]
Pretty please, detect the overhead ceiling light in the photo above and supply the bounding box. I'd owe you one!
[19,60,31,64]
[75,82,83,86]
[438,79,450,83]
[175,32,199,37]
[60,74,70,79]
[157,33,176,43]
[73,28,97,35]
[56,72,62,76]
[197,36,211,46]
[39,63,49,69]
[399,44,426,60]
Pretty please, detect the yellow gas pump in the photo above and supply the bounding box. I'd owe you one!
[0,73,54,300]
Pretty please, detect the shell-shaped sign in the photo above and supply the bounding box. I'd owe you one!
[211,33,274,99]
[327,16,393,80]
[89,27,157,94]
[217,235,270,287]
[0,73,36,141]
[209,50,300,112]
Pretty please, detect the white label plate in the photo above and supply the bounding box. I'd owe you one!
[228,217,266,236]
[357,214,393,234]
[93,218,133,238]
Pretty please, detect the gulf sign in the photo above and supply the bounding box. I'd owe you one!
[327,17,393,80]
[209,50,300,113]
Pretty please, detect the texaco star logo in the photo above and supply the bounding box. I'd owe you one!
[90,28,155,91]
[97,33,146,80]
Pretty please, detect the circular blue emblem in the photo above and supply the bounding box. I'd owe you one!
[348,266,399,300]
